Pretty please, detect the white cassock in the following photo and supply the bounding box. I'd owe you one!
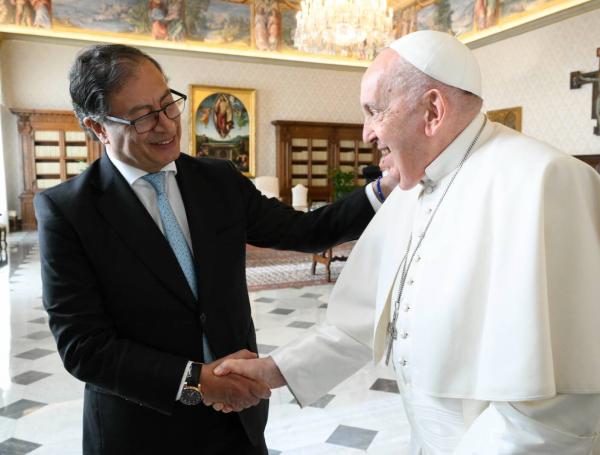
[271,113,600,454]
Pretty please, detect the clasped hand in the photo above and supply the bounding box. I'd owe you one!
[202,353,286,413]
[200,349,271,412]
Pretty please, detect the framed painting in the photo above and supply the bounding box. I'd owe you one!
[487,106,522,131]
[190,85,256,177]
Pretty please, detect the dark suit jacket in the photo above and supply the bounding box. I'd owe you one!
[34,153,374,454]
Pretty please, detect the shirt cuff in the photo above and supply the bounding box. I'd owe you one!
[176,361,193,401]
[365,182,383,212]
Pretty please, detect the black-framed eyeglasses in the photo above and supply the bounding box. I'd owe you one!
[105,89,187,134]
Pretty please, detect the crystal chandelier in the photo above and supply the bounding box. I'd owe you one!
[294,0,395,60]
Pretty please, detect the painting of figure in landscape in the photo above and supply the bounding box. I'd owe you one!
[192,86,255,176]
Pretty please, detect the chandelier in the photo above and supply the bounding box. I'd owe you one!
[293,0,395,60]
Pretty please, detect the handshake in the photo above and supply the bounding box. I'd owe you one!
[198,349,286,413]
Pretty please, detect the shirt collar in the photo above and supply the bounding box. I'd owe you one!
[421,112,486,187]
[105,149,178,186]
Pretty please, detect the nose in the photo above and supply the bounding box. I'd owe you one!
[154,109,177,132]
[362,121,375,144]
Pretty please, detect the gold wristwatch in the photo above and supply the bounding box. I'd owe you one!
[180,362,203,406]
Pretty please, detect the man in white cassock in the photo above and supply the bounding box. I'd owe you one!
[213,30,600,454]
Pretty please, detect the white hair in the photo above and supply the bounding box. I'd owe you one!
[387,56,482,113]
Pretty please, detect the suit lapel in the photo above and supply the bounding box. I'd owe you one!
[175,157,217,308]
[93,156,197,312]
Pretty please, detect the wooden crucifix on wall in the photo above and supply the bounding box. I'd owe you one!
[570,48,600,136]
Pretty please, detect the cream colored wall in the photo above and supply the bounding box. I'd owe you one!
[475,7,600,155]
[0,38,365,217]
[1,6,599,217]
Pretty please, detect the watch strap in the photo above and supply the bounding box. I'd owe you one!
[188,362,202,388]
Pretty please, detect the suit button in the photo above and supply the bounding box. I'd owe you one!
[199,313,207,323]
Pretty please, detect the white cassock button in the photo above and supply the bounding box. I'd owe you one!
[426,208,433,214]
[400,332,408,339]
[414,255,421,262]
[426,186,434,194]
[400,359,408,366]
[407,279,414,285]
[403,305,411,312]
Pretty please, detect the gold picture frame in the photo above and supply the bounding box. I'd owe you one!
[487,106,523,132]
[190,85,256,177]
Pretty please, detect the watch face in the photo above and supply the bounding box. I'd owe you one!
[180,387,203,406]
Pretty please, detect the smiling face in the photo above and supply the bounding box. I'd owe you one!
[99,59,181,172]
[360,50,431,190]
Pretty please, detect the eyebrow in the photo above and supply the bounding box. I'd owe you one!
[126,89,172,116]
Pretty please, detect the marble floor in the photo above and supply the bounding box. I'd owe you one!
[0,232,411,454]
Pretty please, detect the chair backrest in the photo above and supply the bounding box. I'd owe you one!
[254,176,280,199]
[291,184,308,211]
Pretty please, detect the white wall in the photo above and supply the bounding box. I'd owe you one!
[1,6,599,217]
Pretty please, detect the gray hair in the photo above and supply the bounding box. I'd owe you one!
[69,44,165,133]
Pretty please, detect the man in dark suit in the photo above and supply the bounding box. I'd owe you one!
[34,45,396,454]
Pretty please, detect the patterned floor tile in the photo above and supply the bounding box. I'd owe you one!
[269,308,294,315]
[326,425,378,451]
[27,318,46,324]
[370,378,400,394]
[0,400,47,419]
[23,331,52,340]
[294,393,336,409]
[300,292,322,298]
[287,321,315,329]
[14,349,54,360]
[0,438,42,455]
[12,371,52,386]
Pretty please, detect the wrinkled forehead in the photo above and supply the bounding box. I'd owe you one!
[360,51,398,106]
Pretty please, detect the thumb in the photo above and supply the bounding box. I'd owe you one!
[213,359,236,376]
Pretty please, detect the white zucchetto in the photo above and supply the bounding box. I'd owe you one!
[388,30,482,98]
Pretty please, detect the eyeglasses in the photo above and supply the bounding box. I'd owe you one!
[105,89,187,134]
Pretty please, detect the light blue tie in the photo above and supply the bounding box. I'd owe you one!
[142,171,214,362]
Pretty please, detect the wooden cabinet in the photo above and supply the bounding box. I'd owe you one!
[11,109,103,230]
[273,120,380,204]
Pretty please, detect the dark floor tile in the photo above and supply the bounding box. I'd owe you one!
[267,450,281,455]
[14,349,55,361]
[0,399,47,419]
[287,321,315,329]
[28,318,46,325]
[370,378,400,394]
[23,331,52,340]
[12,371,52,386]
[269,308,294,315]
[0,438,42,455]
[308,393,335,408]
[319,304,328,309]
[300,292,322,299]
[326,424,378,451]
[254,297,276,303]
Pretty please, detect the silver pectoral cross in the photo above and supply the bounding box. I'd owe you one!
[384,321,397,365]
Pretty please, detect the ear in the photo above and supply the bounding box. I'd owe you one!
[422,89,446,137]
[83,117,110,145]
